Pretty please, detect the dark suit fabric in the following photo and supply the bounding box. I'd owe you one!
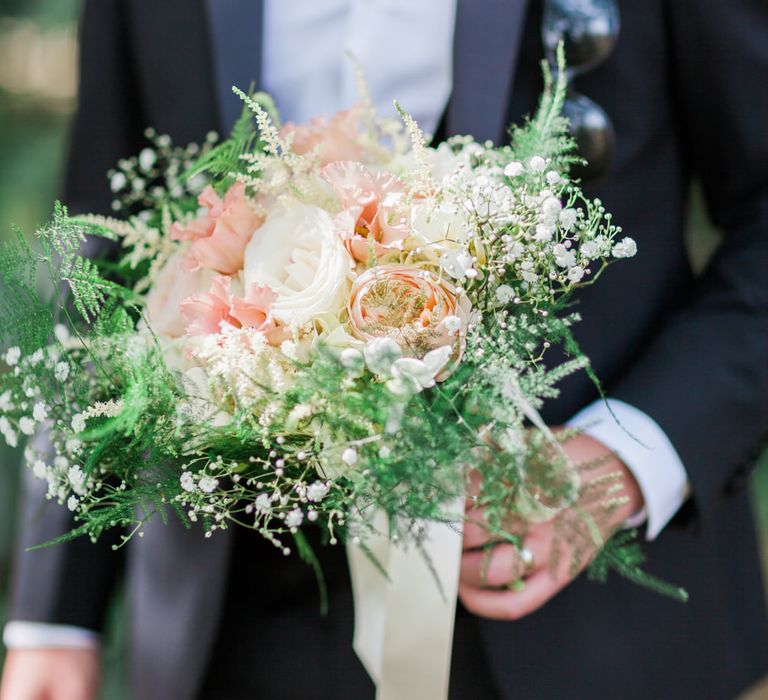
[7,1,768,699]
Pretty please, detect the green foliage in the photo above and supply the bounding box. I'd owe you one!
[589,530,689,602]
[183,92,270,185]
[507,44,580,172]
[0,225,53,352]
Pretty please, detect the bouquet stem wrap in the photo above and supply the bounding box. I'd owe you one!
[347,498,466,700]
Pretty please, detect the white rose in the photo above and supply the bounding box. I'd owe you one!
[243,200,353,327]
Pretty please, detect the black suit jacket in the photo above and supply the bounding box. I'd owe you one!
[8,1,768,699]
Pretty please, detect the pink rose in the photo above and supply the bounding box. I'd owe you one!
[322,161,409,262]
[144,251,215,338]
[180,275,278,339]
[282,107,365,165]
[347,265,471,374]
[171,182,262,274]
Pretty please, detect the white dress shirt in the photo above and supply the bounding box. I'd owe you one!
[3,0,688,651]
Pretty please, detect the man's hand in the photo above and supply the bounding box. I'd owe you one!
[459,432,644,621]
[0,649,100,700]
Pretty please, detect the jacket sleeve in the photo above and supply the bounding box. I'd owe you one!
[8,0,146,632]
[612,0,768,521]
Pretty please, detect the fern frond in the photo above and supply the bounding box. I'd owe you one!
[184,94,261,182]
[508,43,579,170]
[63,257,130,324]
[588,530,689,602]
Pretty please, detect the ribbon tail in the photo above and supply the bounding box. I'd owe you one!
[347,497,466,700]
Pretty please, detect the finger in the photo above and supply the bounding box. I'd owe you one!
[459,568,565,621]
[460,539,548,588]
[462,509,551,551]
[462,509,496,549]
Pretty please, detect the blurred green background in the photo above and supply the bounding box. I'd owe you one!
[0,2,765,699]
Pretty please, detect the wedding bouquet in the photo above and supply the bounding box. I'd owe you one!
[0,53,682,697]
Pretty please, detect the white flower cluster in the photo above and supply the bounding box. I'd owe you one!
[434,150,637,309]
[186,327,298,423]
[357,338,453,396]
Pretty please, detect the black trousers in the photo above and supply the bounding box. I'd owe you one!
[197,525,500,699]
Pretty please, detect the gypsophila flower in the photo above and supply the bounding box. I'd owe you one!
[495,285,515,304]
[0,417,17,447]
[71,414,86,434]
[442,315,462,336]
[54,362,70,382]
[180,472,195,492]
[307,481,329,503]
[4,347,20,366]
[560,208,578,230]
[138,148,157,172]
[342,448,359,466]
[33,402,48,422]
[255,493,272,513]
[286,508,304,528]
[18,417,35,436]
[534,224,554,242]
[67,495,79,511]
[612,237,638,259]
[546,171,562,186]
[68,465,87,494]
[0,390,13,412]
[528,155,547,173]
[553,244,577,269]
[579,240,600,260]
[198,475,219,493]
[567,266,586,283]
[110,172,127,192]
[32,460,47,480]
[541,197,562,225]
[504,161,524,178]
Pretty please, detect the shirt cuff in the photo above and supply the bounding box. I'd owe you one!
[3,621,100,650]
[566,398,690,541]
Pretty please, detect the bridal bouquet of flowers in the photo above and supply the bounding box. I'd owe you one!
[0,54,681,697]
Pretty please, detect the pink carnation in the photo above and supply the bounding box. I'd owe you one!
[281,107,365,165]
[171,182,261,275]
[180,276,278,338]
[322,161,409,262]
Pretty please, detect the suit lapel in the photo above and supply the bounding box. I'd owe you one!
[448,0,531,143]
[204,0,264,133]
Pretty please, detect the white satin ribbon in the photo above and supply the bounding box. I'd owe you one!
[347,497,466,700]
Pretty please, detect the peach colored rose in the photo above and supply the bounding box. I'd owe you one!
[171,182,261,274]
[145,250,215,338]
[282,107,364,165]
[322,161,409,262]
[347,265,471,374]
[180,275,277,338]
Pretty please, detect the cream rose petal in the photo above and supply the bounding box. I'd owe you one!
[242,201,353,327]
